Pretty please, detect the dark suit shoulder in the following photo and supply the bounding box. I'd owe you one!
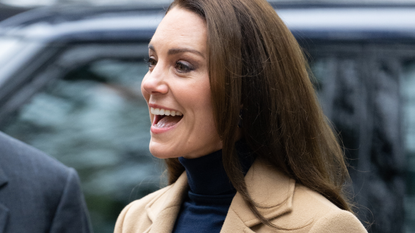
[0,131,73,207]
[0,132,69,177]
[0,132,92,233]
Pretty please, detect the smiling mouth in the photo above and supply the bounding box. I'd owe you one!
[151,107,183,128]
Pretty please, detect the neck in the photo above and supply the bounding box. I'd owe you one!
[178,139,254,195]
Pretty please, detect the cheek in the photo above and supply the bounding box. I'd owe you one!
[180,79,212,111]
[198,81,213,110]
[188,82,215,123]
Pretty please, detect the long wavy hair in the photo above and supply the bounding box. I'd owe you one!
[164,0,353,228]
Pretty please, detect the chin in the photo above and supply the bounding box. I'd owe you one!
[149,148,171,159]
[149,142,179,159]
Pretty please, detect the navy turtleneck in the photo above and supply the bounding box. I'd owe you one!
[172,140,254,233]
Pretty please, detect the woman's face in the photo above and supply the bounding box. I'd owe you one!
[141,7,222,159]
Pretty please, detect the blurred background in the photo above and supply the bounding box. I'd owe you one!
[0,0,414,232]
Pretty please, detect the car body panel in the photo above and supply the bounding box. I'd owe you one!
[0,3,414,233]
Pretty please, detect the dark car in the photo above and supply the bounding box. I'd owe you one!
[0,3,31,21]
[0,3,414,233]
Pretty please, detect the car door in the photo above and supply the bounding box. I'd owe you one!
[306,41,415,233]
[0,42,161,233]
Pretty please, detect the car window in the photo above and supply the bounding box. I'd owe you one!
[0,54,162,233]
[310,54,362,168]
[0,37,44,86]
[0,38,23,67]
[308,43,411,233]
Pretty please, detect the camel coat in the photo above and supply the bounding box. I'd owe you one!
[114,159,367,233]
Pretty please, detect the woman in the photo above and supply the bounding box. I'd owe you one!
[115,0,368,232]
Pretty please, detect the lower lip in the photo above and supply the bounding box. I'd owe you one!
[150,119,181,134]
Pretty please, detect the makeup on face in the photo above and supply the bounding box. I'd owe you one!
[141,7,222,159]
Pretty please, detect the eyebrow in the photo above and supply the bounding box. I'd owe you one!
[148,44,205,59]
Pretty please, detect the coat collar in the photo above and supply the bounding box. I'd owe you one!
[223,159,295,231]
[146,172,189,233]
[145,159,295,232]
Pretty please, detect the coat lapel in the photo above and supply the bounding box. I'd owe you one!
[146,172,189,233]
[0,167,9,233]
[222,159,296,232]
[0,204,8,233]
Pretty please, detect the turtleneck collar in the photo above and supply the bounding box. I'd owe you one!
[178,139,254,195]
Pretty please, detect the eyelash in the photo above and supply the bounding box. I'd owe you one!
[144,57,194,73]
[145,57,157,69]
[175,61,194,73]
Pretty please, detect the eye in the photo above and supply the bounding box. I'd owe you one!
[145,57,157,70]
[175,61,194,73]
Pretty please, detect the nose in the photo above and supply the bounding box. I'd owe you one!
[141,68,169,96]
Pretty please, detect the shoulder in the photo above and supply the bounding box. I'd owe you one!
[239,159,366,232]
[309,208,367,233]
[247,181,367,232]
[115,172,189,233]
[0,132,74,196]
[289,184,367,233]
[0,132,70,176]
[0,132,91,232]
[115,185,172,233]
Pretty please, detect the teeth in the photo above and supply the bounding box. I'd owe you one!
[150,107,183,116]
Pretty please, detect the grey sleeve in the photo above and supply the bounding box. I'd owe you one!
[49,168,93,233]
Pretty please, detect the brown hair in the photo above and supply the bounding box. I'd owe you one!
[164,0,353,228]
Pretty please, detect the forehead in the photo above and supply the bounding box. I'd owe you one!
[150,7,207,51]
